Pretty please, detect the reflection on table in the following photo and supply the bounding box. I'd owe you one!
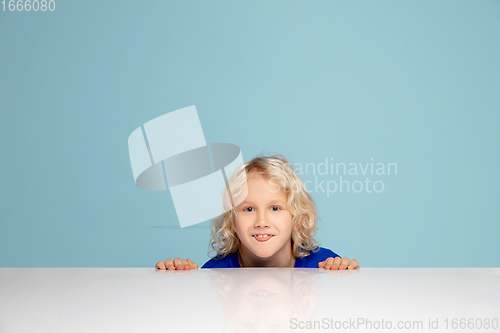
[0,268,498,332]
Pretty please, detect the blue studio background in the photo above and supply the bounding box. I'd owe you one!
[1,1,499,267]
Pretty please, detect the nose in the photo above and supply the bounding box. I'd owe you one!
[254,210,270,228]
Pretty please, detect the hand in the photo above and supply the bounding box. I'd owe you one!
[155,258,199,270]
[318,257,359,270]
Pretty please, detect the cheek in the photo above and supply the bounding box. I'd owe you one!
[234,217,246,236]
[235,214,251,228]
[280,215,294,235]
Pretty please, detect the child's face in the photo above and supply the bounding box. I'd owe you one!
[234,173,294,261]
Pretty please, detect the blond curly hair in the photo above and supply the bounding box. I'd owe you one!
[209,154,319,259]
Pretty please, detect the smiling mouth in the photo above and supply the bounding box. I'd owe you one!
[253,235,274,242]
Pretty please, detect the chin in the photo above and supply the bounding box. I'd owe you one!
[251,248,276,259]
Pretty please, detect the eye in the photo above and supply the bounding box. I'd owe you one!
[271,206,281,212]
[244,207,254,212]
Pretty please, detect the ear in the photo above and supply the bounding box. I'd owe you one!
[296,216,308,229]
[294,219,302,230]
[229,212,238,233]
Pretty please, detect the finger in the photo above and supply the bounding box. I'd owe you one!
[339,257,350,270]
[318,260,327,268]
[155,261,166,270]
[348,259,359,269]
[324,257,335,270]
[174,258,184,270]
[181,259,190,270]
[165,258,175,270]
[332,257,342,270]
[187,259,198,270]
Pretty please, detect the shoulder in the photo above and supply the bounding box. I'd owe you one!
[295,247,341,268]
[201,251,239,268]
[306,247,341,261]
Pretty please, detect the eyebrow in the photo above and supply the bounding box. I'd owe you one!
[239,200,286,206]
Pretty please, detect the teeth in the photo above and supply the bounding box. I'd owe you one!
[255,235,271,238]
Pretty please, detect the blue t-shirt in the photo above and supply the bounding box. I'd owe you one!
[201,247,340,268]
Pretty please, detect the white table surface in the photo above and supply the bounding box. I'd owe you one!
[1,268,499,333]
